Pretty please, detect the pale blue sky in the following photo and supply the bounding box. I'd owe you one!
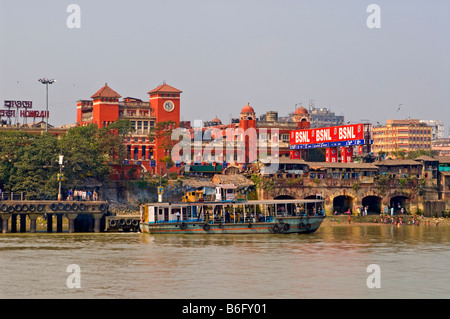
[1,0,449,133]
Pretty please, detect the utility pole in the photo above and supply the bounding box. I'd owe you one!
[58,154,64,201]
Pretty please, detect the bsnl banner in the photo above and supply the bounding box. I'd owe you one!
[290,124,365,149]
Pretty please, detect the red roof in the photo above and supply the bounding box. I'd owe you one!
[91,83,121,99]
[295,106,308,114]
[241,103,255,113]
[147,83,182,94]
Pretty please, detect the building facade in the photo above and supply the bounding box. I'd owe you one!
[432,138,450,156]
[419,120,445,141]
[178,104,311,172]
[373,119,432,154]
[76,83,319,174]
[308,107,344,128]
[77,82,182,172]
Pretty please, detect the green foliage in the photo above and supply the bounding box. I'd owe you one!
[98,119,135,163]
[406,150,439,159]
[398,178,407,189]
[8,132,59,199]
[250,174,262,188]
[390,149,406,159]
[415,178,426,196]
[0,123,135,199]
[59,124,110,188]
[375,173,390,196]
[148,120,179,154]
[0,131,36,190]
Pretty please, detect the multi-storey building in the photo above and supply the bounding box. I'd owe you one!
[432,138,450,156]
[419,120,445,141]
[373,119,432,154]
[179,104,311,173]
[308,107,344,128]
[77,82,182,171]
[76,83,316,175]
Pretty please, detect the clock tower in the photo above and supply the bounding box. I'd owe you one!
[148,83,183,170]
[148,82,182,124]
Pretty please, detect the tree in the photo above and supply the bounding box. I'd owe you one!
[149,120,180,155]
[0,122,135,199]
[0,131,35,192]
[149,121,180,176]
[58,124,110,189]
[9,132,59,199]
[406,150,439,159]
[98,119,135,179]
[98,119,135,163]
[391,149,406,159]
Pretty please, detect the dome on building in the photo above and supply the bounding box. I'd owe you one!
[241,102,255,114]
[295,106,308,115]
[212,116,222,124]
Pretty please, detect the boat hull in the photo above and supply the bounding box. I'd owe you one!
[140,216,325,234]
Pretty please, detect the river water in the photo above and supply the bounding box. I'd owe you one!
[0,224,449,299]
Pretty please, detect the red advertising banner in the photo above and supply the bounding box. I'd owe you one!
[346,147,353,163]
[290,124,364,146]
[330,147,338,163]
[290,150,302,159]
[340,147,354,163]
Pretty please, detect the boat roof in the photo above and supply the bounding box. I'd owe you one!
[144,199,324,207]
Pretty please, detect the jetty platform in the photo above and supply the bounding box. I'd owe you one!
[0,200,108,233]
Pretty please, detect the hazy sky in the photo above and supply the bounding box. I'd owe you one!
[1,0,449,133]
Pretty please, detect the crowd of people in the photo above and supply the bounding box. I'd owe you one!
[66,189,99,201]
[374,214,440,227]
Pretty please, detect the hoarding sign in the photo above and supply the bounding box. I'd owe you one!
[290,124,369,150]
[290,139,365,150]
[2,100,49,118]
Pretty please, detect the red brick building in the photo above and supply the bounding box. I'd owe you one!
[77,82,312,176]
[77,82,182,173]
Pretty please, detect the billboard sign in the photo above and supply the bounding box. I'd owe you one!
[290,124,367,150]
[2,100,49,119]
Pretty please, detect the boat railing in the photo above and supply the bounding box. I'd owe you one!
[148,213,324,224]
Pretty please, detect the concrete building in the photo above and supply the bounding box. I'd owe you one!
[257,156,448,216]
[419,120,445,141]
[180,104,312,174]
[308,107,344,128]
[432,138,450,156]
[76,83,319,175]
[77,82,182,172]
[373,119,432,154]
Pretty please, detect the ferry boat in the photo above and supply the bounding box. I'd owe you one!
[139,199,325,234]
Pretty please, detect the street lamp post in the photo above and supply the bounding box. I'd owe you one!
[58,154,64,201]
[38,78,56,132]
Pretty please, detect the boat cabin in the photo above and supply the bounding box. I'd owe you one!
[141,199,326,224]
[215,184,237,202]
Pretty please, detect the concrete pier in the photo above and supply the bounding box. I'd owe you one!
[1,214,10,234]
[0,200,108,233]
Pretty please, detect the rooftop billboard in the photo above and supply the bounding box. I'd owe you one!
[290,123,369,150]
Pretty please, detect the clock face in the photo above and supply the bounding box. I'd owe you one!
[163,100,175,112]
